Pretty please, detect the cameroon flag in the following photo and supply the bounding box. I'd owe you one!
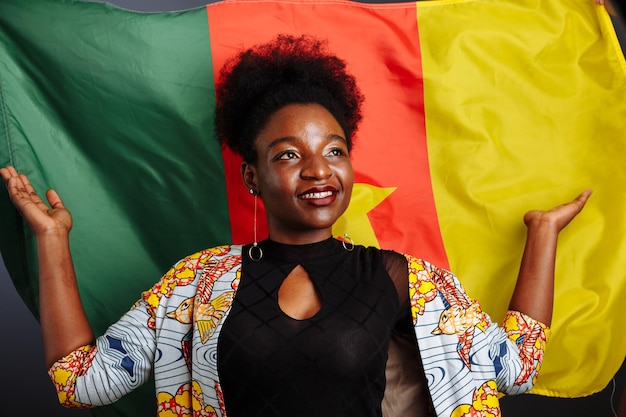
[1,0,624,415]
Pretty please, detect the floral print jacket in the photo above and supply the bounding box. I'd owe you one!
[49,245,548,417]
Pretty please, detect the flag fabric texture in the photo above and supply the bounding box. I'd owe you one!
[1,0,624,415]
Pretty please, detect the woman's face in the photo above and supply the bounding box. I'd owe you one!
[243,103,354,244]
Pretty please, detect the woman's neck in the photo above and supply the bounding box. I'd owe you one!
[266,229,333,246]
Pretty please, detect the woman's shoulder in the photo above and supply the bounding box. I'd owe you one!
[376,247,435,272]
[165,245,243,278]
[168,245,244,286]
[376,248,451,287]
[180,244,243,263]
[378,248,409,270]
[141,245,243,306]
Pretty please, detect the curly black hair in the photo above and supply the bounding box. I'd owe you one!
[215,34,364,164]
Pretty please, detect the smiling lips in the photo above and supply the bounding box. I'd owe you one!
[298,186,338,205]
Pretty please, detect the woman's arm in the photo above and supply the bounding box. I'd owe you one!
[508,190,592,326]
[1,166,94,367]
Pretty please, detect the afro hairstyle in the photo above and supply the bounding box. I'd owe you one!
[215,34,364,164]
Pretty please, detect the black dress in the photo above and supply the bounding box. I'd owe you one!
[217,237,412,417]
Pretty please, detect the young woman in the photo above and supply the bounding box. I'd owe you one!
[1,34,591,417]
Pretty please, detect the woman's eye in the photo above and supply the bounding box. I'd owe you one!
[327,148,346,157]
[277,151,298,160]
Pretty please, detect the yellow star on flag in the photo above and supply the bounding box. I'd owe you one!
[333,183,396,248]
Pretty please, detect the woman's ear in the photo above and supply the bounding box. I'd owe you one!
[241,162,258,194]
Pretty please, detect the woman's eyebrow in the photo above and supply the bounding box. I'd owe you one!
[267,136,296,149]
[328,134,348,144]
[267,134,347,149]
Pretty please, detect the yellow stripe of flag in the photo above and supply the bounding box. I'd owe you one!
[417,0,626,396]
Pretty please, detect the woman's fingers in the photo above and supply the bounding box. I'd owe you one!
[7,175,45,211]
[45,188,67,210]
[0,165,18,182]
[2,166,72,234]
[524,189,592,231]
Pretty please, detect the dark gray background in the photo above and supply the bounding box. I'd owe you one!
[1,0,624,416]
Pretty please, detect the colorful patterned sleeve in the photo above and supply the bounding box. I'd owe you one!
[47,298,158,407]
[405,254,550,402]
[46,264,182,408]
[498,309,551,393]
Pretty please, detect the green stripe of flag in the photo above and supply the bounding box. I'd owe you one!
[1,2,228,414]
[1,0,230,320]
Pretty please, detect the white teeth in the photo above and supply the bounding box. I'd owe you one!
[300,191,333,199]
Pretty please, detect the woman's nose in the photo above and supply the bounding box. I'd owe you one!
[301,156,332,180]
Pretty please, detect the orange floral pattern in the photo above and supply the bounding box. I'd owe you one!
[48,344,97,408]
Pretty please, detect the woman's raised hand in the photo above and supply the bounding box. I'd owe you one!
[510,189,593,326]
[2,166,93,366]
[523,189,592,233]
[1,166,72,237]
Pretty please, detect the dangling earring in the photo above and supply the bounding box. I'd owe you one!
[248,188,263,261]
[342,233,354,251]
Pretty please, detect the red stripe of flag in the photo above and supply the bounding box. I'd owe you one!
[207,0,449,269]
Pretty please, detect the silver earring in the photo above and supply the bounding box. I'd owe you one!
[248,189,263,261]
[342,233,354,251]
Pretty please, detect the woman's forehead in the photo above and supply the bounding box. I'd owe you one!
[258,103,345,138]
